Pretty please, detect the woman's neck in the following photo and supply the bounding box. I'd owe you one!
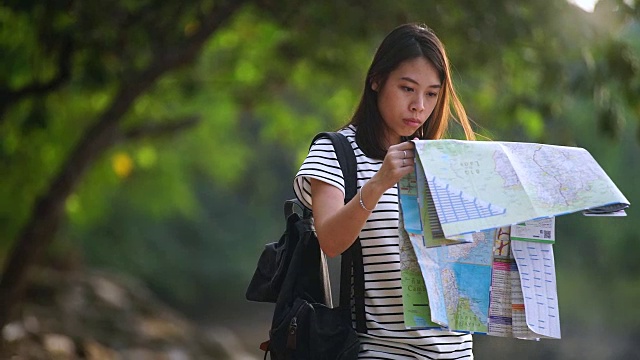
[383,134,402,150]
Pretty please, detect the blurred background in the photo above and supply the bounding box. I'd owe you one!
[1,0,639,358]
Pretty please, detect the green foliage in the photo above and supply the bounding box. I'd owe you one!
[1,0,639,344]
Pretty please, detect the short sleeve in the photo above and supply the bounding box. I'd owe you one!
[293,136,345,211]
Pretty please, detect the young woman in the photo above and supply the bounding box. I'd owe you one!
[294,23,476,359]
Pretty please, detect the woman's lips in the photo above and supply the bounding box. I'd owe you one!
[403,118,422,127]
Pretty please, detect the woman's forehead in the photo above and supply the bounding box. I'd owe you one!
[390,57,440,86]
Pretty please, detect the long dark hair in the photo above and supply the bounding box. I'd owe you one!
[348,23,475,159]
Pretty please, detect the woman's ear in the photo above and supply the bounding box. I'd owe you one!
[370,78,379,92]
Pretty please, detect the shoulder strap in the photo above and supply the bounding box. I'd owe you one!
[310,132,357,199]
[310,131,367,334]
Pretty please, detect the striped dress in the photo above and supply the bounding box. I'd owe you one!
[294,125,473,359]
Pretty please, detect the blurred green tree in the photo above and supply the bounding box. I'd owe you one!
[0,0,253,331]
[0,0,638,338]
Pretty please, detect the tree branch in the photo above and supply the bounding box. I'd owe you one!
[0,38,73,122]
[122,116,200,141]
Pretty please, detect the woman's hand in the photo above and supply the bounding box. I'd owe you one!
[368,141,416,192]
[312,140,417,257]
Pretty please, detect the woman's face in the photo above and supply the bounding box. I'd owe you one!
[372,56,441,148]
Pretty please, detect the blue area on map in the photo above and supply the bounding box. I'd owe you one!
[400,194,423,233]
[452,263,492,326]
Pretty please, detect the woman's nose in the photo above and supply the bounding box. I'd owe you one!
[411,96,425,113]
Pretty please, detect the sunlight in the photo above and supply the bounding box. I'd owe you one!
[567,0,598,12]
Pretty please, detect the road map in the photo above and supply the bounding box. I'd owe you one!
[412,140,630,238]
[401,173,502,334]
[399,208,562,338]
[398,140,628,339]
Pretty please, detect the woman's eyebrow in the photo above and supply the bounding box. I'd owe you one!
[400,76,441,88]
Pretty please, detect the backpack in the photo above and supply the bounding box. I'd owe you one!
[245,132,367,360]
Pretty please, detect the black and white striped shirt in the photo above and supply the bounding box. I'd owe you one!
[294,125,473,359]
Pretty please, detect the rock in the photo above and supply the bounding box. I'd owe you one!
[83,339,120,360]
[2,322,26,342]
[42,333,76,359]
[2,267,256,360]
[91,277,130,310]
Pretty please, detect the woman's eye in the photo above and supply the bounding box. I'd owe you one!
[427,92,438,97]
[402,86,414,92]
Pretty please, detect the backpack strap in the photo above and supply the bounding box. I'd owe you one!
[310,131,367,334]
[283,199,307,219]
[311,132,357,199]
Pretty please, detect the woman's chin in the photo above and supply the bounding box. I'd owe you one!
[402,130,419,138]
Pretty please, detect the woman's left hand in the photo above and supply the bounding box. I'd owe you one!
[369,141,416,192]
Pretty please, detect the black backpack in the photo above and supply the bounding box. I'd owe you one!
[246,132,367,359]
